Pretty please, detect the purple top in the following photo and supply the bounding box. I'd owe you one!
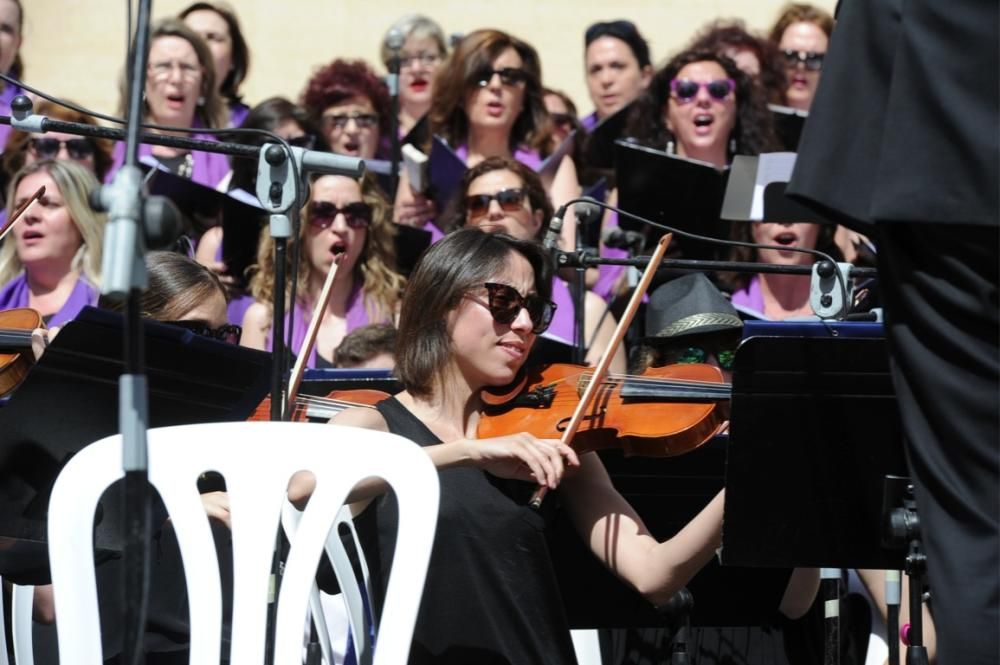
[0,82,24,149]
[729,275,765,315]
[593,209,629,302]
[265,282,388,368]
[581,112,600,132]
[106,131,231,188]
[546,278,576,343]
[0,273,99,327]
[453,144,543,171]
[229,102,250,129]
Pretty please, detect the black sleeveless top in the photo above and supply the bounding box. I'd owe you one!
[356,397,579,664]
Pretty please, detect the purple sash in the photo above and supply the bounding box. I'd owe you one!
[0,83,23,149]
[0,273,99,327]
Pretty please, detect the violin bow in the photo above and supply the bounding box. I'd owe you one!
[0,186,45,243]
[284,256,341,419]
[530,233,672,508]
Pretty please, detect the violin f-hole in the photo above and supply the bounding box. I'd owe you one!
[556,408,607,433]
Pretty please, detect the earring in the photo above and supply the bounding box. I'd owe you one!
[197,95,206,107]
[666,140,675,155]
[729,137,737,154]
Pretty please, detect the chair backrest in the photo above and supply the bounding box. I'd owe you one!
[47,422,439,665]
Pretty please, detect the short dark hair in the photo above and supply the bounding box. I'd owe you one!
[179,1,251,106]
[584,20,652,69]
[453,156,553,236]
[300,59,392,146]
[395,228,552,398]
[333,323,396,368]
[769,3,836,42]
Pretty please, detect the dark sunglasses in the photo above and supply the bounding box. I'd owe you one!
[465,188,527,221]
[480,282,556,335]
[307,201,372,230]
[670,78,736,103]
[782,49,825,71]
[165,320,242,345]
[550,112,576,130]
[663,345,735,371]
[286,134,316,149]
[474,67,530,88]
[29,137,95,160]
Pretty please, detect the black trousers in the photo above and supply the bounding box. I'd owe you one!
[876,222,999,665]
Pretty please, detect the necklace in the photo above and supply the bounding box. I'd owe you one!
[177,152,194,179]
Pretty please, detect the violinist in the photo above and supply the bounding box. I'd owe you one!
[457,156,626,373]
[0,159,105,326]
[288,228,725,664]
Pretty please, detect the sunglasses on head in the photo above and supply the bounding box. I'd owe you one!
[465,188,527,221]
[478,282,556,334]
[307,201,372,230]
[322,112,379,130]
[782,49,825,71]
[663,345,735,370]
[29,138,95,160]
[474,67,529,88]
[670,78,736,103]
[165,320,242,345]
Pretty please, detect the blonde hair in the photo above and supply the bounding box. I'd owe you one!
[248,172,403,321]
[0,159,106,287]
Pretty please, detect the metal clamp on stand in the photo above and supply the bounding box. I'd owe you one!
[810,260,854,320]
[882,477,930,665]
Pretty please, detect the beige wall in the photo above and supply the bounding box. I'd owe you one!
[20,0,834,121]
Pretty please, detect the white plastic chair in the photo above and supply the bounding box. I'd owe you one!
[0,578,35,665]
[47,422,439,665]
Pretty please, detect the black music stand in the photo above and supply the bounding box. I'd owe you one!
[0,307,272,583]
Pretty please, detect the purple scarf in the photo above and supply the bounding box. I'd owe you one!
[453,144,542,171]
[265,282,387,368]
[229,102,250,129]
[0,273,99,327]
[106,131,231,188]
[729,275,766,318]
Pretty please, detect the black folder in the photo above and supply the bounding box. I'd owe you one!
[769,104,809,151]
[0,307,272,581]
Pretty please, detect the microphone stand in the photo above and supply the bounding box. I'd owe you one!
[571,215,587,364]
[386,45,402,200]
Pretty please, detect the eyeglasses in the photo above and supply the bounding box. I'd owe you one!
[28,138,95,160]
[286,134,316,149]
[465,188,527,221]
[474,67,530,88]
[549,113,576,130]
[669,78,736,103]
[662,345,736,371]
[782,49,825,71]
[478,282,556,335]
[165,320,242,345]
[321,112,380,131]
[307,201,373,230]
[400,52,441,69]
[148,60,202,82]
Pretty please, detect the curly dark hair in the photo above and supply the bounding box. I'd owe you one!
[300,59,392,145]
[625,48,779,160]
[687,19,788,105]
[428,29,552,157]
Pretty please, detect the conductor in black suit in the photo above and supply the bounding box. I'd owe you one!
[788,2,998,664]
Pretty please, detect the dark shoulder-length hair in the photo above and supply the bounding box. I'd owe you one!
[179,1,251,108]
[396,227,553,398]
[427,29,551,156]
[300,59,392,144]
[451,156,553,235]
[625,48,779,159]
[228,96,328,193]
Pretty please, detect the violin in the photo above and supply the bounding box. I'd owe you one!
[249,388,390,422]
[0,308,44,397]
[478,362,729,457]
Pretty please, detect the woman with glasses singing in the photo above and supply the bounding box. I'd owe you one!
[301,59,390,161]
[395,29,580,249]
[380,14,448,138]
[240,173,403,368]
[288,227,724,665]
[457,156,626,373]
[107,18,231,188]
[180,1,253,128]
[0,159,105,326]
[768,3,834,111]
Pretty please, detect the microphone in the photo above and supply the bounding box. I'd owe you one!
[543,204,567,251]
[601,227,645,251]
[298,147,365,178]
